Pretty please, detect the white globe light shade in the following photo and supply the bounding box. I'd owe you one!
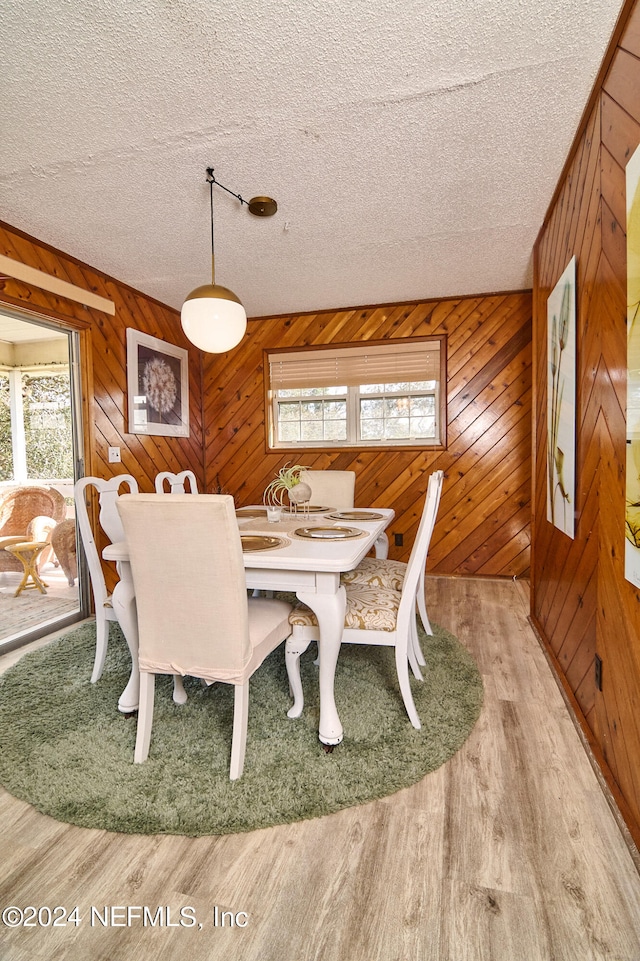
[181,284,247,353]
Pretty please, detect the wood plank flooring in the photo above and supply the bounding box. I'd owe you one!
[0,576,638,961]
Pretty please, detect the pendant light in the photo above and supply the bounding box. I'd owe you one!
[181,168,277,353]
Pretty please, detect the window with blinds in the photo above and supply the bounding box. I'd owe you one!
[266,337,445,449]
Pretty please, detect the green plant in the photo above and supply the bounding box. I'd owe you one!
[263,463,307,506]
[0,374,12,482]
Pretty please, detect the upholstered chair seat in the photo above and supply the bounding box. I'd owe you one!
[289,584,402,633]
[341,556,406,592]
[285,469,444,730]
[340,470,444,638]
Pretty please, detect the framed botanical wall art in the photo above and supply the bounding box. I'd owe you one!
[625,144,640,589]
[126,329,189,437]
[546,255,576,539]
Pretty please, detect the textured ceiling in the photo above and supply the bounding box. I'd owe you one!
[0,0,623,319]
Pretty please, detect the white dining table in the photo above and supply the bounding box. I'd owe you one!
[102,506,394,746]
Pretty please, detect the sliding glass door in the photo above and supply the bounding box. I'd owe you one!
[0,307,87,650]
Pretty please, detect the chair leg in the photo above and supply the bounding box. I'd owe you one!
[408,618,423,681]
[417,588,433,636]
[411,611,426,669]
[230,682,250,780]
[172,675,187,704]
[91,612,109,683]
[285,635,312,718]
[374,532,389,559]
[395,644,421,730]
[134,671,156,762]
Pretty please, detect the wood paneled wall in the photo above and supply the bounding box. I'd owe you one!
[0,221,205,589]
[532,0,640,846]
[203,293,532,577]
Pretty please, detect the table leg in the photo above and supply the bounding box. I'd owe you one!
[111,562,140,714]
[297,582,346,746]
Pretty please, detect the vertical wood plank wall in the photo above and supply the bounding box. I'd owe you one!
[533,0,640,845]
[0,222,205,589]
[203,293,532,577]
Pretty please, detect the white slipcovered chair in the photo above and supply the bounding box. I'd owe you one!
[116,493,293,779]
[285,470,444,729]
[74,474,139,683]
[154,470,198,494]
[298,470,355,509]
[299,469,389,560]
[153,471,201,673]
[342,469,444,652]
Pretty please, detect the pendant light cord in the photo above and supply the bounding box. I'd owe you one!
[206,167,247,207]
[209,175,216,285]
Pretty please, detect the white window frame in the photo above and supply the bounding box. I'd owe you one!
[267,337,445,450]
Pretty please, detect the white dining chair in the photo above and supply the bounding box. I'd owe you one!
[298,470,355,509]
[116,493,293,779]
[285,470,444,729]
[154,470,199,494]
[299,469,389,559]
[341,470,444,651]
[153,470,201,682]
[74,474,139,683]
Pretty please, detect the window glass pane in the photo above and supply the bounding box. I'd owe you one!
[384,397,410,418]
[277,386,347,398]
[383,381,412,392]
[359,383,385,394]
[279,402,301,421]
[325,420,347,440]
[361,419,384,439]
[279,421,301,442]
[300,401,324,421]
[323,400,346,419]
[24,372,73,479]
[410,395,435,416]
[360,398,384,418]
[413,416,436,436]
[384,418,410,438]
[301,421,324,441]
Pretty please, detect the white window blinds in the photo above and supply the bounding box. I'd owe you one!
[269,340,441,390]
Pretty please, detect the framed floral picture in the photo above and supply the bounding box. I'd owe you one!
[126,329,189,437]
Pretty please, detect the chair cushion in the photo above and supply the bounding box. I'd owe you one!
[289,584,400,632]
[341,556,407,591]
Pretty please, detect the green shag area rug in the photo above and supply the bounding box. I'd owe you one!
[0,603,483,836]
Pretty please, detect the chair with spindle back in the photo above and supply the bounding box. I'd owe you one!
[154,470,199,494]
[74,474,139,682]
